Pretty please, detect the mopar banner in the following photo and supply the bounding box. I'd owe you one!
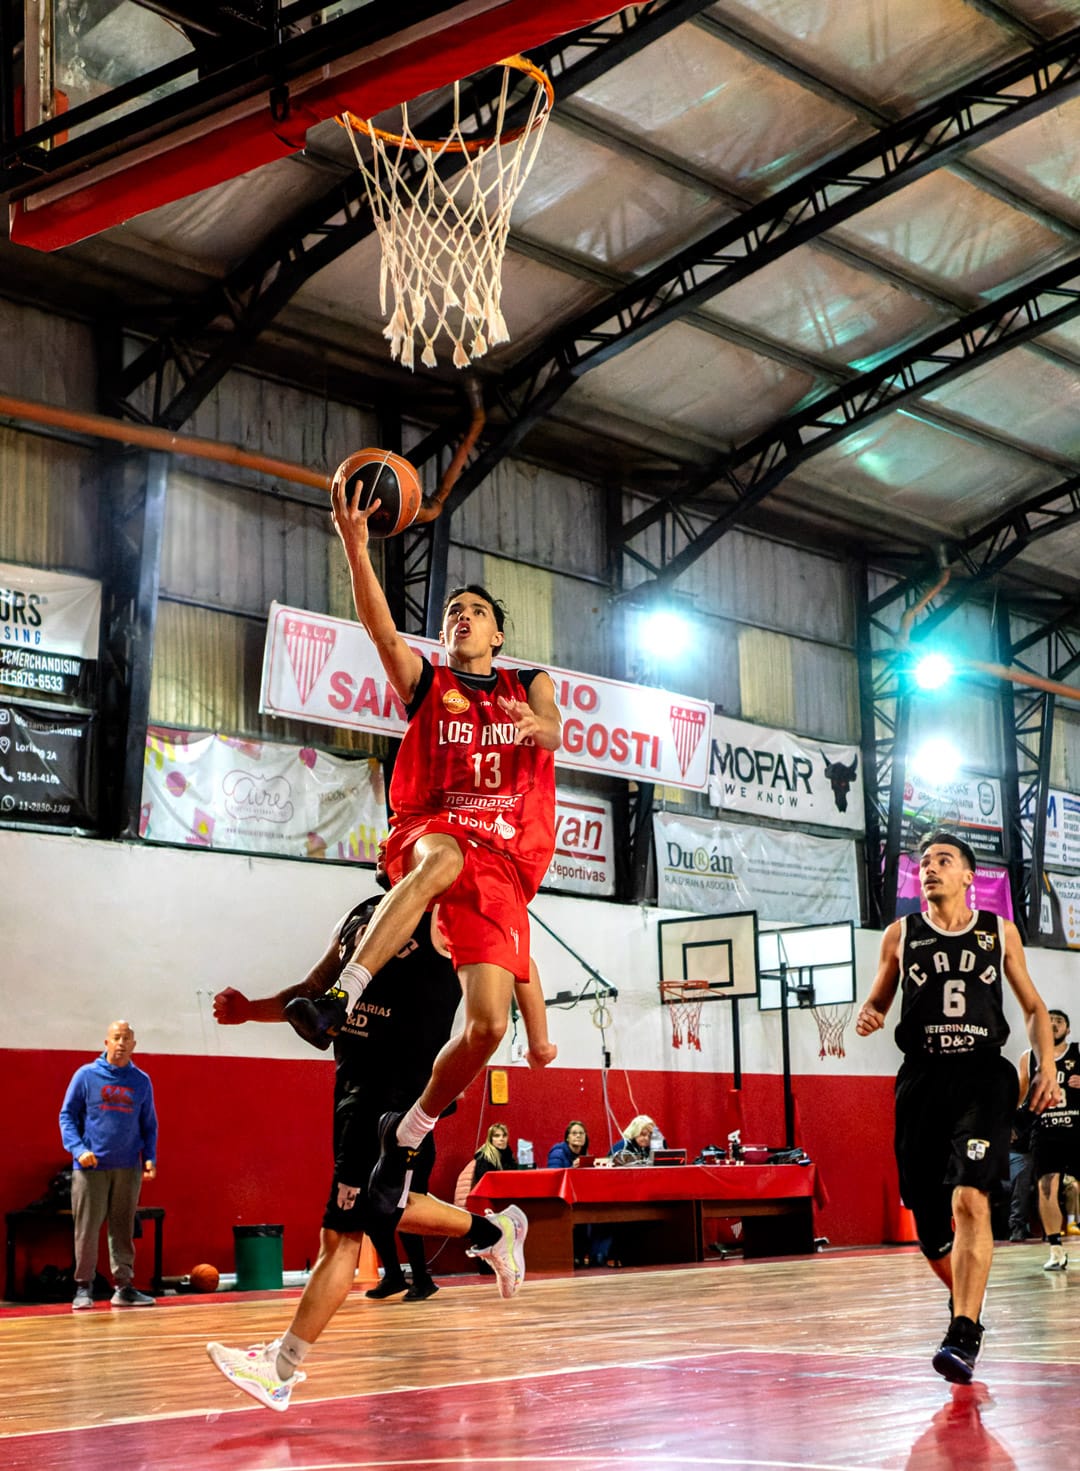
[1045,789,1080,870]
[259,601,711,790]
[896,853,1013,922]
[0,562,101,706]
[0,702,95,826]
[900,768,1004,858]
[1040,872,1080,949]
[653,809,859,923]
[543,791,615,897]
[140,728,389,861]
[708,714,863,831]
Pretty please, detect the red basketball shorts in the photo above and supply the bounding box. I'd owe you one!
[383,818,532,981]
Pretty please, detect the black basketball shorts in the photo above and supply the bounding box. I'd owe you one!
[322,1085,436,1234]
[894,1051,1018,1259]
[1032,1116,1080,1179]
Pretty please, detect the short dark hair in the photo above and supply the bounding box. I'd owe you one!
[1049,1009,1070,1029]
[918,830,977,872]
[565,1119,589,1150]
[442,584,506,634]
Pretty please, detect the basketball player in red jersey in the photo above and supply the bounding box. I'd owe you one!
[856,831,1060,1384]
[287,472,561,1216]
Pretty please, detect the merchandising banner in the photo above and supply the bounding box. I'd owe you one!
[653,809,859,923]
[708,714,864,831]
[896,853,1013,922]
[0,561,101,706]
[543,791,615,897]
[140,727,389,862]
[1040,872,1080,949]
[901,768,1004,858]
[259,601,711,791]
[0,702,95,826]
[1045,789,1080,870]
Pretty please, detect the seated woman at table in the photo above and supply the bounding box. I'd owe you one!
[610,1115,657,1166]
[472,1123,518,1187]
[547,1120,589,1169]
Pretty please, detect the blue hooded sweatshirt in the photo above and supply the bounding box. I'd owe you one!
[59,1054,158,1170]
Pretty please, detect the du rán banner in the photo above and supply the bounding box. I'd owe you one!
[653,809,859,923]
[708,714,864,831]
[259,601,712,790]
[0,702,95,826]
[0,562,101,706]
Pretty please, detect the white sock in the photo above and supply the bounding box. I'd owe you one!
[276,1330,312,1381]
[397,1102,438,1149]
[336,962,372,1008]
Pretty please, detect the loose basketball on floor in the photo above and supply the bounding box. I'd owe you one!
[189,1263,220,1293]
[333,449,423,537]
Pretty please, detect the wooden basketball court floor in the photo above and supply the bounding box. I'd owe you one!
[2,1245,1075,1471]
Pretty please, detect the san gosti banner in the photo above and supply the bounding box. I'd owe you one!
[259,601,711,791]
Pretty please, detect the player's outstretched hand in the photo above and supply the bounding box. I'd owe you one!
[525,1041,558,1070]
[1029,1070,1064,1115]
[213,987,253,1025]
[331,473,379,559]
[498,694,542,744]
[855,1002,886,1037]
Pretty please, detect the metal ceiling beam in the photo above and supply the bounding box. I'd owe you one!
[109,0,716,431]
[444,23,1080,509]
[615,255,1080,592]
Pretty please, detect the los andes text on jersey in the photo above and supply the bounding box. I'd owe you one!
[438,719,523,746]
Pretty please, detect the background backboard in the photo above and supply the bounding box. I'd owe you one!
[656,911,760,1004]
[757,921,856,1011]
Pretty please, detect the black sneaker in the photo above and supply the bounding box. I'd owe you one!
[932,1315,983,1384]
[404,1278,438,1300]
[365,1275,408,1300]
[367,1111,419,1221]
[284,991,347,1051]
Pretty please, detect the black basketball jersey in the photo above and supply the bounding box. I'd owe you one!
[332,896,461,1099]
[1031,1040,1080,1132]
[894,909,1009,1058]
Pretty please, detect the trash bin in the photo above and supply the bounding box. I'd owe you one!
[233,1224,284,1291]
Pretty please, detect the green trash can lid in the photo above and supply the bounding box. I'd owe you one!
[233,1224,284,1238]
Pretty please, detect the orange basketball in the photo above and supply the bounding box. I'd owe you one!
[189,1262,220,1293]
[333,449,423,538]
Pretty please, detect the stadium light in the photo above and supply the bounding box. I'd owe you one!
[913,652,954,691]
[637,605,692,655]
[911,736,962,784]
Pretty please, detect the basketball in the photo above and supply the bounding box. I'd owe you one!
[189,1262,220,1293]
[333,449,423,537]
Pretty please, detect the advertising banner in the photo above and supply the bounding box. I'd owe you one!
[140,727,389,862]
[708,714,864,830]
[896,853,1013,922]
[259,601,711,790]
[543,792,615,897]
[1044,788,1080,870]
[0,702,95,826]
[653,809,859,923]
[0,562,101,705]
[901,768,1004,858]
[1040,872,1080,949]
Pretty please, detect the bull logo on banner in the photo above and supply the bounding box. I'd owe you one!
[670,705,706,779]
[285,618,336,705]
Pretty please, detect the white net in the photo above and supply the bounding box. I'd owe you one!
[340,57,553,370]
[810,1002,853,1059]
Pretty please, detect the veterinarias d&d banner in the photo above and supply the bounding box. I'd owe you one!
[708,715,863,831]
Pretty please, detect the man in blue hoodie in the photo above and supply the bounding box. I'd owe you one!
[59,1019,159,1310]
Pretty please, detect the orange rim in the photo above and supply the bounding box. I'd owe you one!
[338,55,553,156]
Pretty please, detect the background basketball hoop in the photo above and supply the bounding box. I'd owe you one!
[338,55,553,370]
[660,982,710,1052]
[809,1001,853,1058]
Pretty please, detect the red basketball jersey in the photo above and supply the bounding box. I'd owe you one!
[389,661,556,896]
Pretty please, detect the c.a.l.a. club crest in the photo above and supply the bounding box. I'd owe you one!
[284,618,336,705]
[669,704,706,779]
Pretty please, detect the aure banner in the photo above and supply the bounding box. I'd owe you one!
[708,713,863,830]
[259,601,712,791]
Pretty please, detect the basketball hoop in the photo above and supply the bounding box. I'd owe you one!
[810,1002,853,1059]
[338,56,554,370]
[660,982,708,1052]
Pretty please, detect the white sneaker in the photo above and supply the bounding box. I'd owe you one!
[207,1339,305,1412]
[467,1206,528,1299]
[1043,1244,1068,1272]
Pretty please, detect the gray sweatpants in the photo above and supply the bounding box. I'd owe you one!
[71,1167,143,1287]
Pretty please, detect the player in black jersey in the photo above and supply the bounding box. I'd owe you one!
[203,895,544,1412]
[1019,1008,1080,1271]
[856,831,1061,1385]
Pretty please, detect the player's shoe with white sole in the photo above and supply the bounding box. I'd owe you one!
[1043,1244,1068,1271]
[207,1339,305,1412]
[467,1206,528,1299]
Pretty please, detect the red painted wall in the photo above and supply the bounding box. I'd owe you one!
[3,1050,902,1291]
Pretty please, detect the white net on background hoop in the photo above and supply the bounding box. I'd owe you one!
[810,1002,852,1059]
[339,55,553,370]
[660,982,708,1052]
